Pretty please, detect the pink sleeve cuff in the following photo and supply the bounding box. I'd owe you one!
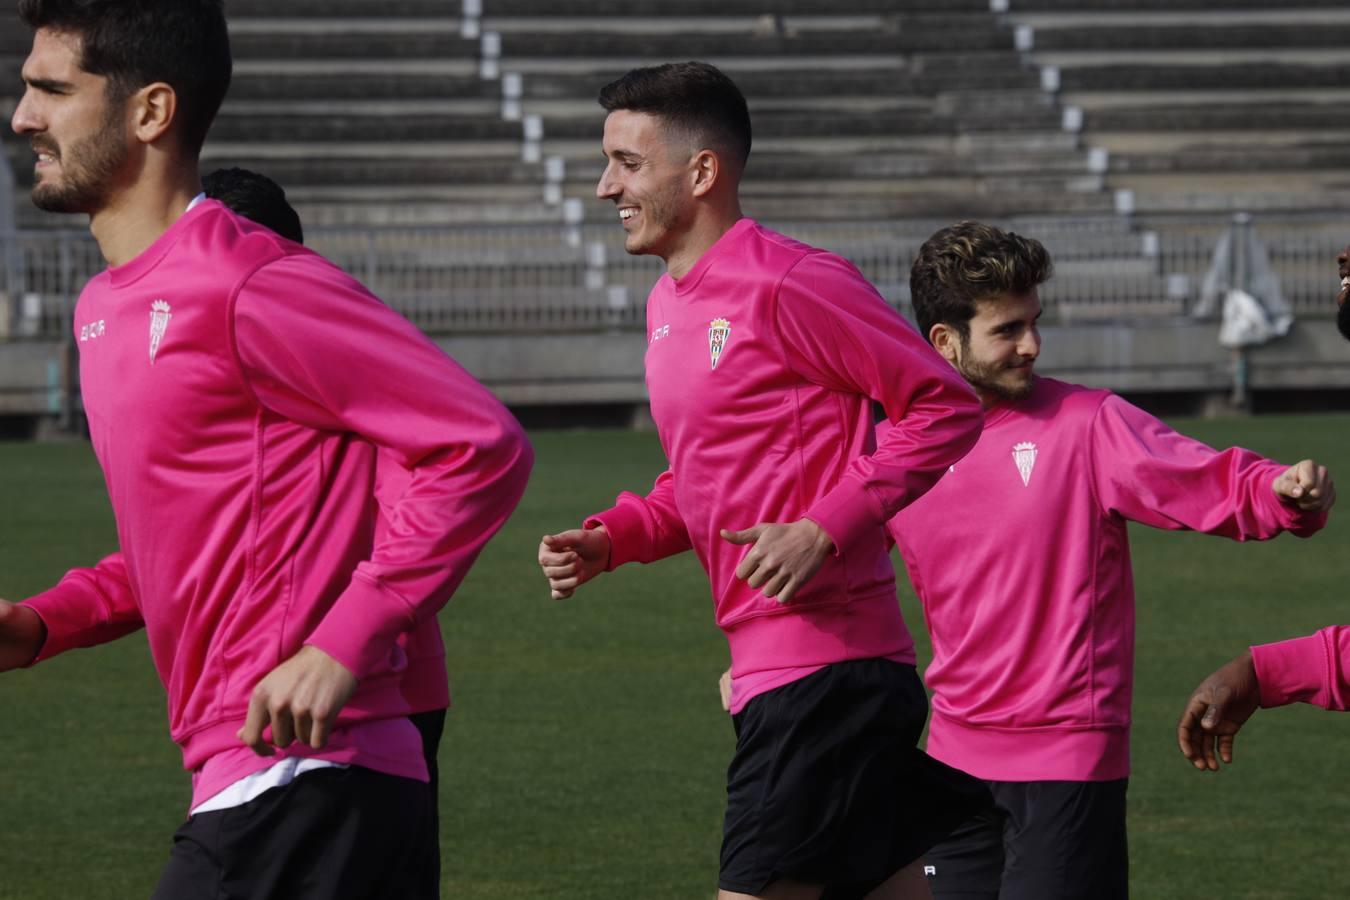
[17,599,61,666]
[585,501,647,571]
[1251,633,1324,709]
[305,573,417,680]
[1253,464,1330,538]
[21,582,140,664]
[804,476,884,556]
[1280,505,1329,538]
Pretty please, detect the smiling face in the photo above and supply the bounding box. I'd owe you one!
[11,28,130,215]
[595,109,698,261]
[936,289,1043,405]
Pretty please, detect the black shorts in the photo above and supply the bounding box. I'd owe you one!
[410,708,448,886]
[925,778,1129,900]
[719,658,990,897]
[151,766,438,900]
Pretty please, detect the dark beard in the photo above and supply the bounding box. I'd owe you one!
[957,355,1036,403]
[1337,298,1350,343]
[31,105,127,214]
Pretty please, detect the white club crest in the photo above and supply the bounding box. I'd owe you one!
[148,300,172,365]
[1012,442,1038,486]
[708,317,731,370]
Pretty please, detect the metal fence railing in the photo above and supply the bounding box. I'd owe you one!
[2,217,1345,341]
[1154,226,1346,317]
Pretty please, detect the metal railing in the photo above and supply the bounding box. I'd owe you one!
[1155,226,1345,317]
[1,217,1345,341]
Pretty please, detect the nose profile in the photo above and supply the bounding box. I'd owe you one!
[11,90,38,136]
[1020,327,1042,360]
[595,163,618,201]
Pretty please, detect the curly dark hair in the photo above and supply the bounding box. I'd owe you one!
[910,220,1053,344]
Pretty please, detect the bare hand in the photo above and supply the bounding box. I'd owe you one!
[718,667,732,712]
[1272,459,1335,512]
[1177,649,1261,772]
[720,519,834,604]
[538,527,610,600]
[0,599,46,671]
[238,645,359,756]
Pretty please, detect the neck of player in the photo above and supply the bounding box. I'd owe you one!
[664,198,743,281]
[90,158,202,269]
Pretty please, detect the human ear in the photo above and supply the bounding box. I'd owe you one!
[929,323,959,362]
[690,149,719,198]
[132,82,176,144]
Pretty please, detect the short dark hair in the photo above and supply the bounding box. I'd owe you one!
[203,168,304,244]
[19,0,232,157]
[598,61,752,171]
[910,221,1054,344]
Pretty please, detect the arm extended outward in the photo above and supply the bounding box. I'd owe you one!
[1178,626,1349,771]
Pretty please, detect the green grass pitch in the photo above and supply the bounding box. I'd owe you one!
[1,416,1348,899]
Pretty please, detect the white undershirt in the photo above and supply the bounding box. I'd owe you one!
[191,757,347,815]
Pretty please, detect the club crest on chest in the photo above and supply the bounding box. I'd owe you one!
[148,300,173,365]
[1012,441,1038,486]
[708,318,731,370]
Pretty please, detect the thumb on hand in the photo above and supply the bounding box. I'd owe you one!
[1275,466,1306,499]
[1201,688,1229,730]
[1201,704,1220,730]
[720,525,763,545]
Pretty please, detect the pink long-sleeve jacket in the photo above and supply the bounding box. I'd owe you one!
[887,377,1326,781]
[587,219,983,713]
[21,201,533,799]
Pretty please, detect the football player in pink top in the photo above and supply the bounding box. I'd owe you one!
[538,62,988,900]
[886,221,1333,900]
[1,2,532,897]
[201,164,452,883]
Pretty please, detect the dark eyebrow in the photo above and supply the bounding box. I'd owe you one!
[25,76,74,93]
[993,307,1044,331]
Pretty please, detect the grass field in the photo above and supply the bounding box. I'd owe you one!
[1,416,1348,899]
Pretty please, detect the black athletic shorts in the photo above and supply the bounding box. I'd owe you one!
[924,778,1129,900]
[719,658,990,897]
[410,708,448,888]
[151,765,438,900]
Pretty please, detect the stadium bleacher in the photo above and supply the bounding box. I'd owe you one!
[2,1,1347,228]
[1010,1,1350,218]
[0,0,1098,227]
[481,1,1108,225]
[2,0,1348,418]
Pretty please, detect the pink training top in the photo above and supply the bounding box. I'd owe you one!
[586,219,983,714]
[21,201,533,805]
[1251,626,1350,711]
[887,377,1326,782]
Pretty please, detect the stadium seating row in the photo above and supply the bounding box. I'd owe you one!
[1,0,1345,330]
